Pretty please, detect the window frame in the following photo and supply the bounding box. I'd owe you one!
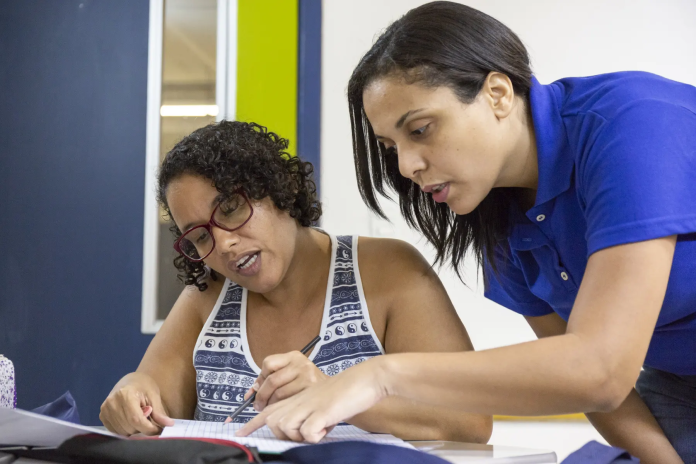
[141,0,237,334]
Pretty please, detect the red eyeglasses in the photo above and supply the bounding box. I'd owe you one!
[173,191,254,261]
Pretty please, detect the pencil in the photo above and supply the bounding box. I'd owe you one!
[223,335,322,425]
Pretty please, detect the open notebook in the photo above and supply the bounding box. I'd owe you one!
[161,419,414,453]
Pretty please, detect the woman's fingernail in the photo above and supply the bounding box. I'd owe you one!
[252,382,259,391]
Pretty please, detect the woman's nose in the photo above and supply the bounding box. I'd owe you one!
[397,145,427,181]
[213,227,240,255]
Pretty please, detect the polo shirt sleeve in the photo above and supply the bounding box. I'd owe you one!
[580,101,696,256]
[483,244,554,317]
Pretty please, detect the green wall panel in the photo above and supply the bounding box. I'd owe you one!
[237,0,298,155]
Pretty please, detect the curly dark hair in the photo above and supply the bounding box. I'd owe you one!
[157,120,322,291]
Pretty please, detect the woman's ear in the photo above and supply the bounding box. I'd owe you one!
[481,72,516,120]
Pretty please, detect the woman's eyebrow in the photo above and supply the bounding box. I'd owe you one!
[181,221,196,232]
[374,108,428,139]
[181,196,222,231]
[181,218,203,232]
[395,108,426,129]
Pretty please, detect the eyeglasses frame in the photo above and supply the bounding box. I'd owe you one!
[173,191,254,262]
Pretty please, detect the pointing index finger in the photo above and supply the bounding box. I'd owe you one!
[235,411,266,437]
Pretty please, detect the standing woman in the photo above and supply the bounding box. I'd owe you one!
[239,2,696,462]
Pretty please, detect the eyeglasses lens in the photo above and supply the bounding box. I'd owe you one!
[213,194,251,230]
[179,226,212,260]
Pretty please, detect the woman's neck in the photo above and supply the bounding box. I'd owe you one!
[498,96,539,192]
[253,227,332,316]
[518,103,539,190]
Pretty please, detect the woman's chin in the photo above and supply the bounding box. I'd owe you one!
[448,199,477,216]
[216,263,282,293]
[237,275,281,294]
[446,190,487,216]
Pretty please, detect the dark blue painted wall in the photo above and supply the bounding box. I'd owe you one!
[297,0,322,195]
[0,0,153,425]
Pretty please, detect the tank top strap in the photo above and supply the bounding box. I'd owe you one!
[313,235,385,376]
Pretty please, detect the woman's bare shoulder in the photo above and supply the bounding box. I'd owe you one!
[354,237,469,353]
[175,275,226,326]
[356,236,437,300]
[357,236,433,278]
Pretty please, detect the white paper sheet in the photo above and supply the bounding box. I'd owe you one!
[161,420,414,453]
[0,408,120,447]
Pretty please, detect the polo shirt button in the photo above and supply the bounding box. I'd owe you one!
[536,214,546,222]
[560,271,569,281]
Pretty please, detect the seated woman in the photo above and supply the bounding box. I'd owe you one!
[100,121,491,442]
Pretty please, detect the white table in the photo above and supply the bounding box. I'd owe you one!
[409,441,557,463]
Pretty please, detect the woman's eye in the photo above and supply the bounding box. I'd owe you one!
[196,231,210,244]
[385,145,398,155]
[410,124,429,136]
[219,197,242,215]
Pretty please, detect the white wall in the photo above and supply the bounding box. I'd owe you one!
[320,0,696,351]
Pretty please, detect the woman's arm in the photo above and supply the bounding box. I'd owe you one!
[526,313,682,464]
[238,236,677,442]
[377,236,677,413]
[101,280,219,434]
[246,238,491,442]
[136,282,220,418]
[346,238,491,442]
[136,282,215,419]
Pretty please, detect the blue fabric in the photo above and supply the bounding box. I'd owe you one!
[484,72,696,375]
[561,441,638,464]
[32,390,81,425]
[636,366,696,463]
[279,441,449,464]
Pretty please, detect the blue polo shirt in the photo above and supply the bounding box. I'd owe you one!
[484,72,696,375]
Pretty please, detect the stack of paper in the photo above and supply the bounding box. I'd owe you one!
[161,419,414,453]
[0,408,118,447]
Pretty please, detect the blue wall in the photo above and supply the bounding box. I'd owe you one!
[297,0,322,195]
[0,0,153,425]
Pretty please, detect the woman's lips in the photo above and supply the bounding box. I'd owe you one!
[431,183,450,203]
[228,251,262,276]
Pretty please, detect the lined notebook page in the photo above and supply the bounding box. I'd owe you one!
[161,420,414,453]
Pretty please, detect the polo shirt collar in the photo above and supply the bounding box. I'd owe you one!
[529,76,574,208]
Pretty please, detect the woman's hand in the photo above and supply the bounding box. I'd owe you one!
[100,372,175,436]
[237,356,389,442]
[248,351,329,411]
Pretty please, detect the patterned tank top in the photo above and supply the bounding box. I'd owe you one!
[192,235,385,423]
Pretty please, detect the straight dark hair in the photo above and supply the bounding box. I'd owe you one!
[348,1,533,278]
